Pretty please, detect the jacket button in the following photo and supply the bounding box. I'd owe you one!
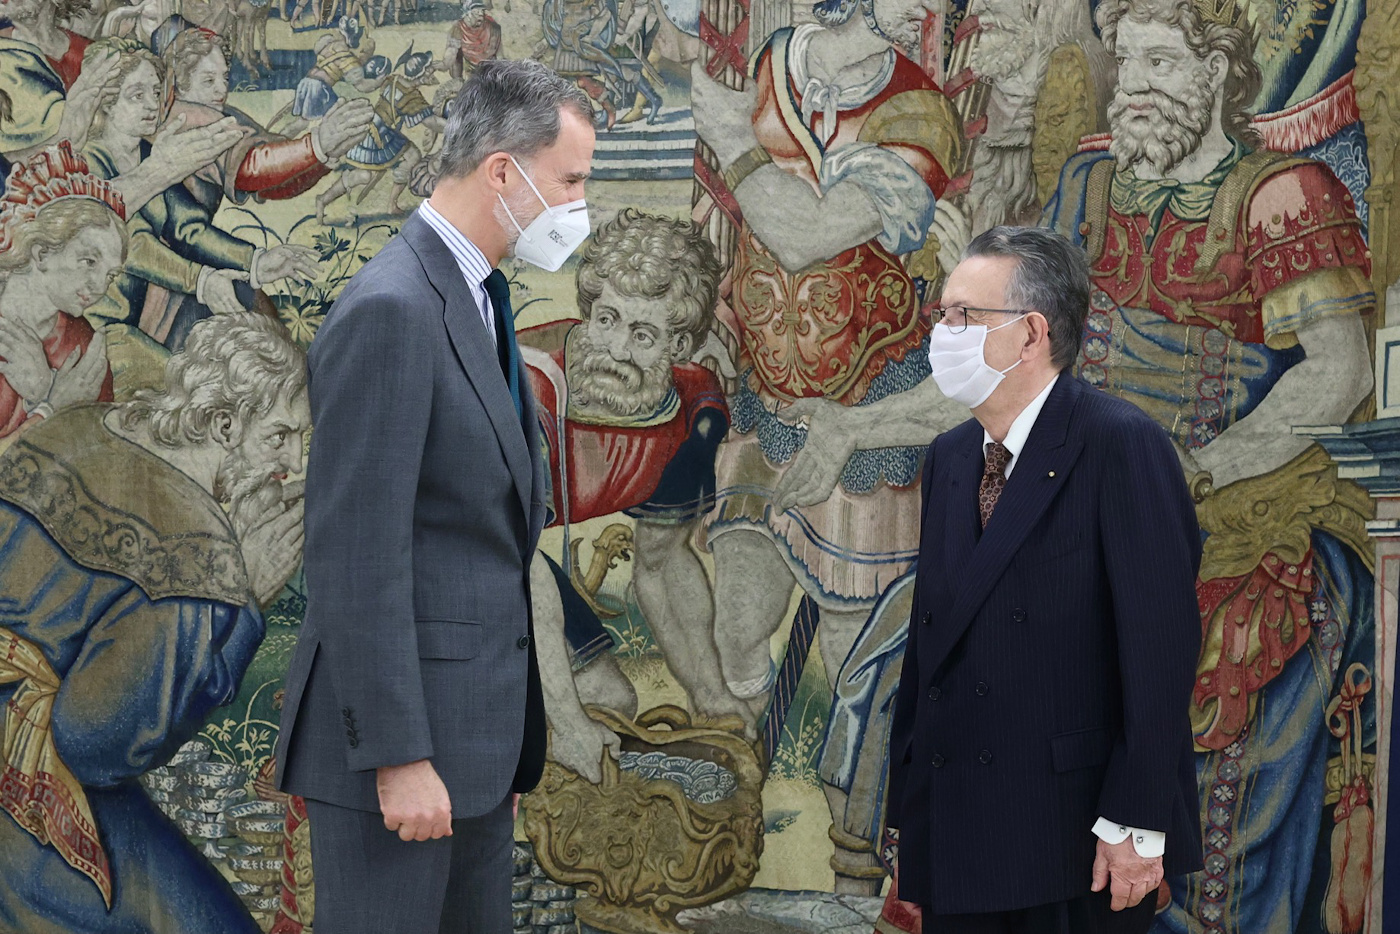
[348,737,359,748]
[517,635,531,649]
[927,685,941,701]
[1011,608,1027,623]
[341,707,353,717]
[921,611,932,626]
[978,749,993,765]
[975,681,989,696]
[931,754,945,768]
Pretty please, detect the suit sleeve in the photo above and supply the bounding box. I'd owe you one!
[884,439,937,831]
[1096,415,1202,832]
[303,289,436,772]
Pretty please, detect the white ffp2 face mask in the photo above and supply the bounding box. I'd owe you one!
[497,154,590,272]
[926,318,1024,409]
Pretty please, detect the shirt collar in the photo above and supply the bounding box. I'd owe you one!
[417,200,493,288]
[984,373,1060,470]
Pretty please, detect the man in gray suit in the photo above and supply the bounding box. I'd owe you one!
[274,60,596,933]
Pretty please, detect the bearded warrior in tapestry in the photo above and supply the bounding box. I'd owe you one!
[1043,0,1377,930]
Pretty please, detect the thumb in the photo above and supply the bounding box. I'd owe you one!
[1091,848,1110,893]
[775,397,818,423]
[159,113,187,139]
[604,731,622,759]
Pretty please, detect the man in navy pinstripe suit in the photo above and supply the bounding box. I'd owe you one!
[886,227,1204,933]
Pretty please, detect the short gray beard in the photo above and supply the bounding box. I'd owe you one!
[493,184,541,256]
[216,447,287,539]
[566,326,675,418]
[1108,70,1215,174]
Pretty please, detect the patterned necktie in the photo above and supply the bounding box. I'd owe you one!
[482,269,523,422]
[979,441,1012,528]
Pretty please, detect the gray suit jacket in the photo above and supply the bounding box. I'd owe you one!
[275,212,548,816]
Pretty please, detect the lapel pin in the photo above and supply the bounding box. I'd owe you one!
[1048,471,1056,478]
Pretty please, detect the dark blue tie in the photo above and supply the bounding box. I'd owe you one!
[482,269,523,421]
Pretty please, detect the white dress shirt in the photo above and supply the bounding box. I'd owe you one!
[984,373,1167,861]
[417,201,497,347]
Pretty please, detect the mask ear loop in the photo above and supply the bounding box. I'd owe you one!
[498,154,554,246]
[508,153,551,210]
[496,192,529,240]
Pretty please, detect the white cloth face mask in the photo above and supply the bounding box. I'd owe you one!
[926,318,1025,409]
[497,154,590,272]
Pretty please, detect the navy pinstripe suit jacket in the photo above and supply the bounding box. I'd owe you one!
[886,374,1205,914]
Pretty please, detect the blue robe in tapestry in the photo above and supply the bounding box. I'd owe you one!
[0,405,265,934]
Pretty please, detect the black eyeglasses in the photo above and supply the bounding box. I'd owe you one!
[922,304,1033,333]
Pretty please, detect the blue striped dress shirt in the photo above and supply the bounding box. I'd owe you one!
[417,201,497,347]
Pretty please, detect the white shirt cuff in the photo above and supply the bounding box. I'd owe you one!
[1093,816,1165,859]
[196,265,214,304]
[249,248,266,291]
[310,126,329,165]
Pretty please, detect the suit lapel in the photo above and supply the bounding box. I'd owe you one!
[942,430,981,584]
[926,376,1086,675]
[402,214,533,521]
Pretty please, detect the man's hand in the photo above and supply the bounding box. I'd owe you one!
[312,98,375,162]
[205,268,249,315]
[549,717,622,784]
[689,62,759,168]
[0,318,56,405]
[1091,835,1164,911]
[255,244,323,285]
[377,759,453,842]
[928,200,971,277]
[59,46,119,145]
[48,332,109,410]
[241,499,305,604]
[148,114,247,184]
[772,397,858,512]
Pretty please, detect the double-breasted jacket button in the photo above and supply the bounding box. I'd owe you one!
[927,685,942,701]
[931,754,946,769]
[921,611,932,627]
[978,749,993,765]
[517,635,532,649]
[1011,608,1027,623]
[975,681,989,696]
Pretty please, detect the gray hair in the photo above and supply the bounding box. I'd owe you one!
[437,59,592,179]
[118,312,307,448]
[963,226,1089,371]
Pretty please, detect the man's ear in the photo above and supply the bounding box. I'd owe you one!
[480,151,512,193]
[672,331,694,360]
[211,410,238,448]
[1205,50,1228,96]
[1025,312,1051,357]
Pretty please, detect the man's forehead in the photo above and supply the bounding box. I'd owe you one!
[1116,16,1188,48]
[595,284,674,323]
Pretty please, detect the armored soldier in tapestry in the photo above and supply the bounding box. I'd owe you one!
[0,0,1398,930]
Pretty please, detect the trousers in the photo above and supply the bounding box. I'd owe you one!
[305,793,514,934]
